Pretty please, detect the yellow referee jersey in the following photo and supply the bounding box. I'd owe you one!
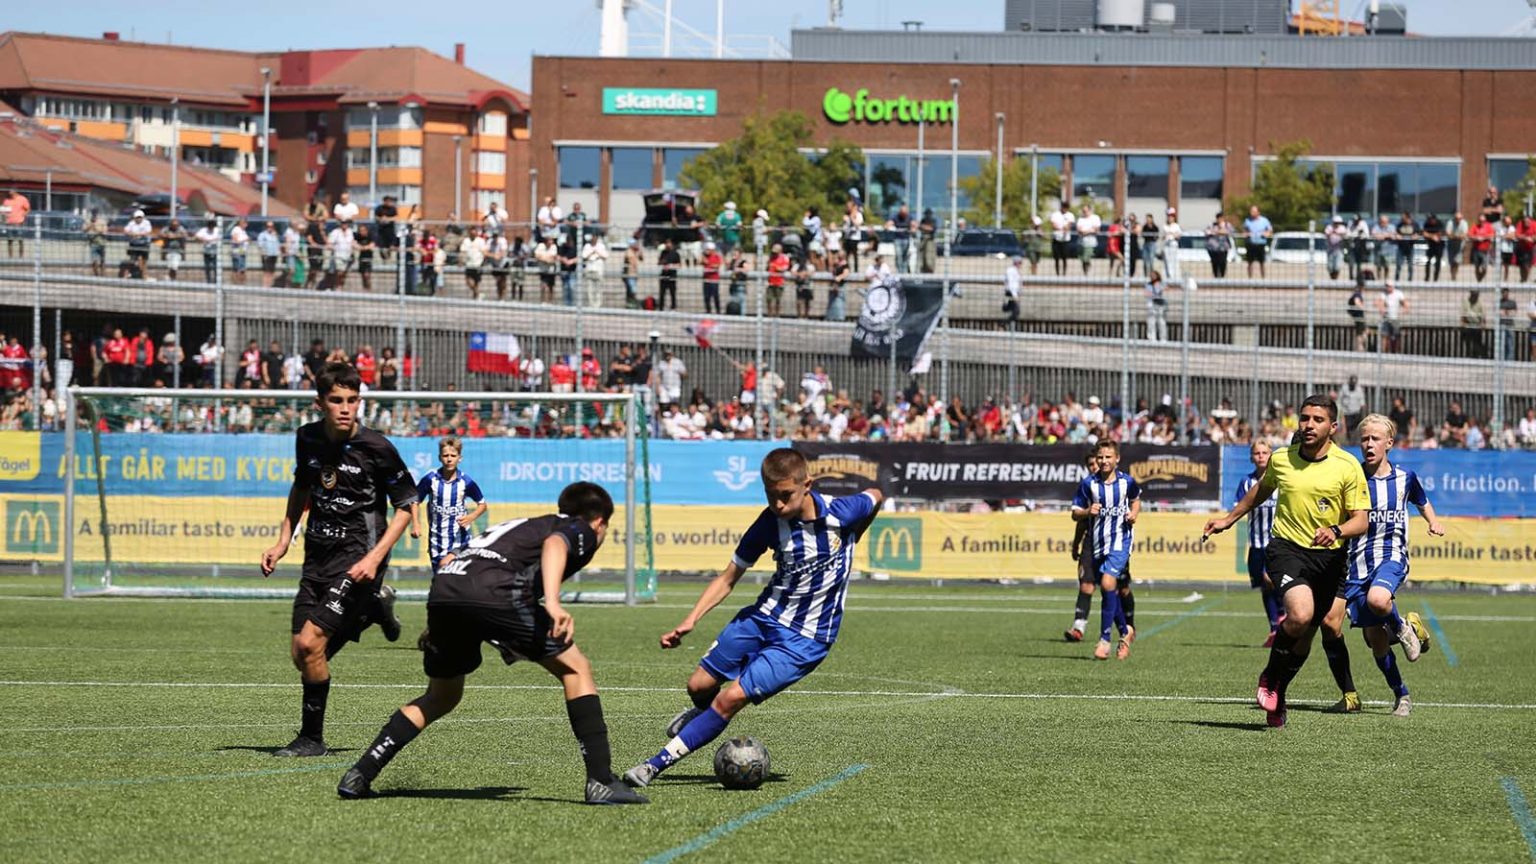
[1260,444,1370,547]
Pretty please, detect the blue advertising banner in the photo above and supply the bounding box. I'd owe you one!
[6,433,777,506]
[1220,445,1536,518]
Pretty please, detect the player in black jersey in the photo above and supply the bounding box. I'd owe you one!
[336,481,646,804]
[260,362,418,757]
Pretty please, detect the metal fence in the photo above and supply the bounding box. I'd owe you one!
[1,217,1533,446]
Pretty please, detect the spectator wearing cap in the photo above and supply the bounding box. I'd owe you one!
[123,210,152,279]
[715,202,742,254]
[157,332,184,385]
[1003,253,1023,322]
[579,347,601,392]
[1162,207,1183,281]
[1024,215,1045,275]
[752,209,769,251]
[1324,214,1348,280]
[1075,204,1101,276]
[580,232,608,307]
[1083,395,1105,428]
[701,241,723,314]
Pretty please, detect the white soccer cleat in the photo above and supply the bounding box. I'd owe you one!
[1396,616,1422,662]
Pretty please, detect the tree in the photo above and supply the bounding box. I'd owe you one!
[1226,140,1334,231]
[678,110,864,227]
[1500,157,1536,219]
[958,157,1062,231]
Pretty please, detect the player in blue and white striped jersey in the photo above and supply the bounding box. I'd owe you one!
[1320,413,1443,717]
[1071,439,1141,661]
[411,437,487,572]
[623,448,882,791]
[1236,440,1282,646]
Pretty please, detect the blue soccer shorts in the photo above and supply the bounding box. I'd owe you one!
[700,609,830,705]
[1093,549,1131,582]
[1343,560,1408,628]
[1247,547,1268,588]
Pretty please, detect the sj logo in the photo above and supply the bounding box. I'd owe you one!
[869,517,922,572]
[713,456,757,492]
[7,500,59,555]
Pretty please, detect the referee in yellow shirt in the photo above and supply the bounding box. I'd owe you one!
[1205,395,1370,728]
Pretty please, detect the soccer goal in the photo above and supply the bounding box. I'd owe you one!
[61,386,656,604]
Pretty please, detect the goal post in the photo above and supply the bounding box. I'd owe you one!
[62,386,655,604]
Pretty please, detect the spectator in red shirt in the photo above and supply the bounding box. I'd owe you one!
[766,244,790,318]
[1515,211,1536,283]
[2,189,31,259]
[0,334,29,391]
[549,355,575,393]
[354,345,378,388]
[579,347,601,392]
[104,328,130,387]
[1469,214,1497,282]
[128,328,156,387]
[701,243,723,314]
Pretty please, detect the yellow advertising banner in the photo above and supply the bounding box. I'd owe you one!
[2,495,1531,585]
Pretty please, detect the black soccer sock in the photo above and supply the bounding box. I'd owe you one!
[1263,629,1300,693]
[1073,589,1092,622]
[566,694,614,783]
[1121,591,1136,629]
[1322,634,1356,695]
[300,678,330,740]
[690,686,719,711]
[1269,633,1313,699]
[354,710,421,782]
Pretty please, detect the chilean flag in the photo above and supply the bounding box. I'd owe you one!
[685,319,718,349]
[467,332,521,374]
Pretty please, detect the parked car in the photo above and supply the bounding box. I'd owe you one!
[950,228,1022,257]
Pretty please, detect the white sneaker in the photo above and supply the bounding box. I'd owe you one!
[1396,617,1422,662]
[1392,695,1412,717]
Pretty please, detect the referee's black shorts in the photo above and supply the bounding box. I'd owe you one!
[1264,537,1347,613]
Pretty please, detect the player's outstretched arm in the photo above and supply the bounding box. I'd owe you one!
[260,483,309,577]
[540,534,574,641]
[1418,501,1446,537]
[347,505,414,583]
[661,560,746,649]
[1203,478,1272,539]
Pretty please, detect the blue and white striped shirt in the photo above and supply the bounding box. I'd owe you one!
[732,490,879,644]
[416,469,485,560]
[1348,466,1428,582]
[1237,472,1277,550]
[1072,471,1142,558]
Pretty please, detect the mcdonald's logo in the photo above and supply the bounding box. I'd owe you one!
[7,500,59,555]
[869,518,922,571]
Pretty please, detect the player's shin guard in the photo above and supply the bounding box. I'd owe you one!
[645,707,729,774]
[353,710,420,782]
[1375,650,1408,698]
[1322,634,1356,695]
[1073,589,1092,623]
[300,678,330,740]
[1261,588,1281,630]
[1263,629,1309,698]
[1099,587,1122,641]
[566,694,615,783]
[1120,590,1136,629]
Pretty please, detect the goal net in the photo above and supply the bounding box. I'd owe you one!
[61,387,656,604]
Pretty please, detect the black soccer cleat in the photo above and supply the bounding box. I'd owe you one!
[336,767,374,799]
[585,777,649,805]
[665,707,704,740]
[273,734,329,757]
[376,584,402,642]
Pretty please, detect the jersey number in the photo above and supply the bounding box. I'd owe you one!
[468,519,528,549]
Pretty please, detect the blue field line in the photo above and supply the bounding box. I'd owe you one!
[1420,601,1459,667]
[1500,777,1536,861]
[1133,599,1224,640]
[642,764,870,864]
[0,760,349,792]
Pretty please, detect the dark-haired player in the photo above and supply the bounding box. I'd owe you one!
[623,448,883,791]
[261,362,417,757]
[1204,394,1370,728]
[1072,440,1140,660]
[337,482,646,804]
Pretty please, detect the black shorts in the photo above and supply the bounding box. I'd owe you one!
[291,575,384,644]
[1264,537,1346,610]
[796,287,814,302]
[465,267,481,281]
[1246,244,1268,263]
[421,603,570,678]
[358,259,372,274]
[1051,239,1068,260]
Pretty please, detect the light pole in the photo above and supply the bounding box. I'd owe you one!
[939,77,959,438]
[994,112,1004,229]
[529,168,539,234]
[1030,143,1039,220]
[259,67,271,217]
[368,101,379,209]
[169,97,180,213]
[453,134,463,220]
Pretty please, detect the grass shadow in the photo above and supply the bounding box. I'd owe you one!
[1170,719,1269,732]
[215,745,356,755]
[658,772,792,788]
[376,785,528,801]
[1014,653,1100,663]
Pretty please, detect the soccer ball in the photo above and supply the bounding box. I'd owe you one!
[713,736,771,790]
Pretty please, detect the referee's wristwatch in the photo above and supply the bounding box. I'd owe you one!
[1328,524,1342,540]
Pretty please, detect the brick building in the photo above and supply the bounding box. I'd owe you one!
[0,32,528,219]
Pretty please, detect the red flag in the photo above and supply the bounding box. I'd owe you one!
[685,319,718,349]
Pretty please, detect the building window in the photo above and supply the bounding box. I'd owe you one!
[1126,156,1170,200]
[663,148,707,190]
[476,151,507,174]
[1179,156,1224,200]
[1279,159,1461,221]
[472,189,502,219]
[345,147,422,168]
[558,146,601,189]
[478,112,508,136]
[344,105,422,130]
[611,147,653,190]
[1070,155,1115,203]
[1489,157,1536,207]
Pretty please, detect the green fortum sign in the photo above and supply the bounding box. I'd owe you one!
[822,87,955,125]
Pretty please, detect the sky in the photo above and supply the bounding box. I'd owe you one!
[8,1,1536,92]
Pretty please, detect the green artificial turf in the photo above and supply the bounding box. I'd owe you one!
[1,576,1533,863]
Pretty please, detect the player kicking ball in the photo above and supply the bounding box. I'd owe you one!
[337,482,646,804]
[261,362,416,757]
[1318,414,1439,717]
[1071,440,1140,660]
[623,448,882,791]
